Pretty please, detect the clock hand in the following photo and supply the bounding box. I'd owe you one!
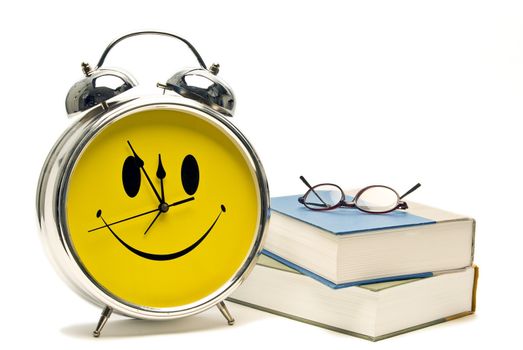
[156,154,166,203]
[145,196,196,236]
[88,207,159,232]
[168,196,195,208]
[144,211,162,236]
[127,140,163,203]
[88,196,195,232]
[142,155,169,237]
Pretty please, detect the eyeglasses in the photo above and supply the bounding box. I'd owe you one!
[298,176,421,214]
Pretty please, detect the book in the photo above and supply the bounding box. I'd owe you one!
[229,254,479,341]
[266,194,475,287]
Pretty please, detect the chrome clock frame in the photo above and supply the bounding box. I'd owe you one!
[36,93,270,332]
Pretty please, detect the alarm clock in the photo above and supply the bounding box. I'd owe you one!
[36,31,270,337]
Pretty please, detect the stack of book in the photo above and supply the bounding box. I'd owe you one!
[229,192,478,341]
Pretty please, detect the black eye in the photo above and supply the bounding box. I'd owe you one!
[122,156,141,197]
[181,154,199,195]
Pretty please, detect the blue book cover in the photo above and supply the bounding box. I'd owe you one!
[271,194,436,235]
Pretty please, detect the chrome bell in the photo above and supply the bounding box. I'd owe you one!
[163,64,235,117]
[65,66,137,116]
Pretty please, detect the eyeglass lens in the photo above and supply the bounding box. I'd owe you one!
[304,185,343,209]
[355,186,399,213]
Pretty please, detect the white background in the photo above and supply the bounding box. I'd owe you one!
[1,0,521,348]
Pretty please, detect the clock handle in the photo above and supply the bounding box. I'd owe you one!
[92,31,207,71]
[64,31,207,116]
[66,31,235,117]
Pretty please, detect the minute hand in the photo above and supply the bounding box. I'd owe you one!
[168,197,195,208]
[127,140,163,203]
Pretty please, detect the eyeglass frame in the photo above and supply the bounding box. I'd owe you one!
[297,176,421,214]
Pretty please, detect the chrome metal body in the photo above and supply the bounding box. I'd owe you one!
[93,306,112,337]
[93,31,208,71]
[165,68,235,116]
[217,301,235,325]
[66,31,234,116]
[36,92,270,320]
[65,68,137,116]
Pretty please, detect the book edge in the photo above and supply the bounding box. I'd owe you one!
[472,264,479,312]
[227,297,375,342]
[271,209,439,235]
[229,265,479,341]
[470,219,477,268]
[271,209,473,236]
[262,249,434,289]
[228,298,474,342]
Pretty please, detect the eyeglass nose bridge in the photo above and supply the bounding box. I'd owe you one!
[340,199,357,209]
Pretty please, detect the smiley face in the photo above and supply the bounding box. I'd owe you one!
[66,108,260,308]
[90,146,226,261]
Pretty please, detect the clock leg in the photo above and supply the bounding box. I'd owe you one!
[217,301,235,325]
[93,306,113,337]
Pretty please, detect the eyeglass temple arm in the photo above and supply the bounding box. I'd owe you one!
[299,175,328,206]
[399,183,421,200]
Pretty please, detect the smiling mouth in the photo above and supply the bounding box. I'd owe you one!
[95,205,226,261]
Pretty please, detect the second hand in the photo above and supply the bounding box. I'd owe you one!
[88,197,194,233]
[88,207,159,232]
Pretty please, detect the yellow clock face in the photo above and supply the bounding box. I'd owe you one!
[65,107,261,309]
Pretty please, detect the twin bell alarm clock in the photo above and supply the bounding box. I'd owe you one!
[36,31,270,337]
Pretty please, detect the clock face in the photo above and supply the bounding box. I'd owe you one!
[65,107,261,309]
